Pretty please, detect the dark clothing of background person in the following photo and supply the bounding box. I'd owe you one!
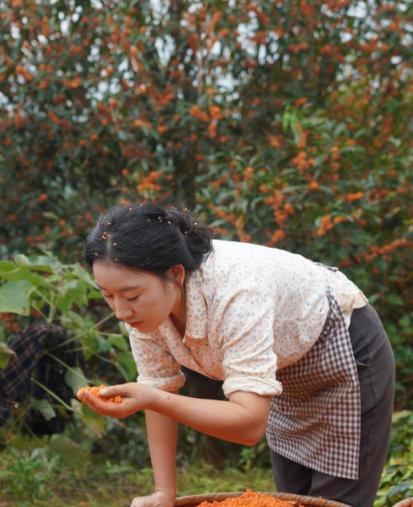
[0,323,80,434]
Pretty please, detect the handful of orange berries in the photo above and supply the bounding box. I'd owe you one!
[77,384,123,404]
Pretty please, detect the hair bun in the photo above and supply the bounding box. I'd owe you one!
[165,206,212,260]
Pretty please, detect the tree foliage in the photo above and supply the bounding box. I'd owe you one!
[0,0,412,405]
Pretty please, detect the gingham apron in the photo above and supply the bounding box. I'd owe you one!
[266,288,361,480]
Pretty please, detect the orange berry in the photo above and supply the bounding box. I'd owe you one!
[77,385,123,404]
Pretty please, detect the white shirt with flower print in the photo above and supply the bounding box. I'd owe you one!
[126,240,368,399]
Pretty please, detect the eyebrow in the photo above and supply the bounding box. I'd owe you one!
[96,284,142,292]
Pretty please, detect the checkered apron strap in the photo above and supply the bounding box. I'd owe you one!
[266,289,361,480]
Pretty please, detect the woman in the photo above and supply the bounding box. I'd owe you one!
[79,202,395,507]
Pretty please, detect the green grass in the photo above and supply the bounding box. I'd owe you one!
[0,448,274,507]
[0,411,412,507]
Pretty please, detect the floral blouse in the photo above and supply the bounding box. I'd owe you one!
[126,240,368,398]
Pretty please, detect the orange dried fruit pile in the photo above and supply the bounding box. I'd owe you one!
[77,384,123,403]
[197,491,304,507]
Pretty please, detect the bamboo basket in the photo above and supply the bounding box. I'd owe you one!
[175,491,350,507]
[393,500,413,507]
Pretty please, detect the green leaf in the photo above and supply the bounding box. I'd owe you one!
[387,293,403,307]
[56,279,89,312]
[13,254,31,266]
[81,331,99,357]
[0,342,17,369]
[386,482,410,500]
[78,407,106,437]
[115,351,137,381]
[72,263,97,287]
[96,335,112,353]
[31,399,56,421]
[0,280,36,315]
[64,367,89,395]
[0,265,45,289]
[62,310,94,331]
[29,253,62,271]
[0,260,17,274]
[119,321,129,335]
[108,334,128,352]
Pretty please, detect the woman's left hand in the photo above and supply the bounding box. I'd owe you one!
[77,382,156,419]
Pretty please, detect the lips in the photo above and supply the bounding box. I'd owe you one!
[127,321,143,328]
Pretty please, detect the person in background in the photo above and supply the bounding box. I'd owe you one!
[78,202,395,507]
[0,323,79,434]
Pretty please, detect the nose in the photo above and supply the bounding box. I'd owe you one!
[113,297,133,321]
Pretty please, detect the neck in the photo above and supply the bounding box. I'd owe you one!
[170,286,186,337]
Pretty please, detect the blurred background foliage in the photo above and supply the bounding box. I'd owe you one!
[0,0,412,504]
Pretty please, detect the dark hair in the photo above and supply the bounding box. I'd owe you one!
[85,203,213,274]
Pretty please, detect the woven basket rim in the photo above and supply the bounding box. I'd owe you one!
[175,491,350,507]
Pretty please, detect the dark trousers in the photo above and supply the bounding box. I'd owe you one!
[270,304,395,507]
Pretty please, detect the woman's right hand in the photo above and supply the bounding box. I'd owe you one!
[130,490,175,507]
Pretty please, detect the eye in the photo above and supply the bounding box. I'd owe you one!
[126,295,140,302]
[103,294,113,300]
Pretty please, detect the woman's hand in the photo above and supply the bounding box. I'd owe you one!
[129,491,175,507]
[77,382,156,419]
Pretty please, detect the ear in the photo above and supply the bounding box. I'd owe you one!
[169,264,185,284]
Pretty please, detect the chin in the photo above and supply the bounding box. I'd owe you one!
[132,321,157,333]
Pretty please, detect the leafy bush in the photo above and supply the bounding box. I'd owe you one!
[0,253,137,436]
[1,1,412,406]
[375,411,413,506]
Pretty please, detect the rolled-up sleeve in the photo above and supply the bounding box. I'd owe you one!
[127,326,185,392]
[216,287,283,399]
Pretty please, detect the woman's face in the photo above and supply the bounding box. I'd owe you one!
[93,261,184,333]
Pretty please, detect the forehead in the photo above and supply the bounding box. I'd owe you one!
[92,261,158,291]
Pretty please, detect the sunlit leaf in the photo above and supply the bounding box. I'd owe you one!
[0,342,17,369]
[79,408,106,438]
[31,399,56,421]
[109,334,128,352]
[65,367,89,395]
[115,351,137,381]
[0,280,36,315]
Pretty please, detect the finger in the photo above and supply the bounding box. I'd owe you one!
[78,391,106,411]
[99,383,134,398]
[80,391,119,415]
[80,391,139,418]
[130,495,152,507]
[77,389,86,401]
[130,498,145,507]
[77,391,97,408]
